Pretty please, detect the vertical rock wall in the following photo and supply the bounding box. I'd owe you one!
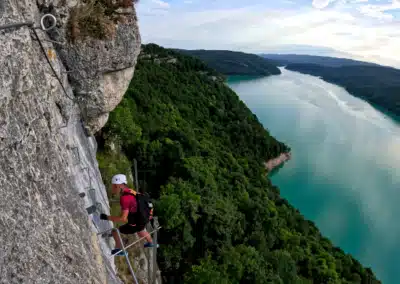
[0,0,140,283]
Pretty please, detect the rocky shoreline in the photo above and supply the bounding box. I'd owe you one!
[264,152,292,172]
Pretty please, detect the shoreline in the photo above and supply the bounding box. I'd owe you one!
[265,152,291,172]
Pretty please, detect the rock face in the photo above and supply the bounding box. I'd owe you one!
[0,0,140,283]
[40,0,141,134]
[264,152,292,172]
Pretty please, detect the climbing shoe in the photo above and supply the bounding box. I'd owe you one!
[144,242,159,248]
[111,249,128,256]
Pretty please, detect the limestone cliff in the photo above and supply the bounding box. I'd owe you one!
[0,0,140,283]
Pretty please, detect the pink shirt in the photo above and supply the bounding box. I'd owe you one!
[120,188,137,213]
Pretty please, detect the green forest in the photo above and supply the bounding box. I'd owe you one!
[97,43,380,283]
[285,63,400,120]
[175,49,281,77]
[261,54,379,68]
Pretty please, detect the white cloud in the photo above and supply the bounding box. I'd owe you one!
[137,1,400,67]
[137,0,170,16]
[282,0,296,4]
[312,0,337,9]
[358,0,400,20]
[151,0,170,8]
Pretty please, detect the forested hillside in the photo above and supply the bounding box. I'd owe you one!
[261,54,379,67]
[97,44,380,283]
[285,63,400,119]
[176,49,281,76]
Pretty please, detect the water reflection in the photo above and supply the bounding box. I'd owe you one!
[229,68,400,284]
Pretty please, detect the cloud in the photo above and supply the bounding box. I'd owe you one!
[137,0,400,67]
[282,0,296,4]
[151,0,170,8]
[358,0,400,20]
[137,0,170,16]
[312,0,337,9]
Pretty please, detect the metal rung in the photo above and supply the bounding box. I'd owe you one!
[88,188,96,202]
[95,226,161,284]
[85,202,102,214]
[95,224,161,284]
[86,205,98,215]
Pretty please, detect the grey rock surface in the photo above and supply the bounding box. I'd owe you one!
[39,0,141,134]
[0,0,140,283]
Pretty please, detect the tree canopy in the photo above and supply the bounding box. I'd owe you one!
[97,43,380,284]
[261,54,379,68]
[176,49,281,76]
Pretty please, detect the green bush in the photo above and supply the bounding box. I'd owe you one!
[68,0,138,41]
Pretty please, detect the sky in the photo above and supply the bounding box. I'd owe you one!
[136,0,400,67]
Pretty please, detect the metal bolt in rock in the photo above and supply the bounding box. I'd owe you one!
[0,14,57,32]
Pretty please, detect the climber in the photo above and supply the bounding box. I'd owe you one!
[100,174,158,256]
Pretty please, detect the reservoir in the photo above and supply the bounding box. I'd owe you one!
[228,68,400,284]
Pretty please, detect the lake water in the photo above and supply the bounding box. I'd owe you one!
[228,68,400,284]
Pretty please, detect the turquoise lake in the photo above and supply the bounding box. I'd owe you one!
[228,68,400,284]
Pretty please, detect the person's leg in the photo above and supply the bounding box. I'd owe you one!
[112,229,123,250]
[111,224,133,256]
[114,224,158,250]
[137,229,152,243]
[137,226,159,248]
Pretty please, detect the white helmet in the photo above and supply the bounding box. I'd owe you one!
[112,174,127,185]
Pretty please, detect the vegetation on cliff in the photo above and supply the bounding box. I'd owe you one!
[97,43,380,283]
[68,0,137,41]
[176,49,281,76]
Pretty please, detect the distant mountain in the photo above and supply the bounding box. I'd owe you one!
[285,63,400,119]
[175,49,281,76]
[261,54,379,68]
[260,45,349,57]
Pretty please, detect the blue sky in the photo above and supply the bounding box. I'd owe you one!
[136,0,400,67]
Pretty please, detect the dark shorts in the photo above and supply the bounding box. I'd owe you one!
[118,223,146,235]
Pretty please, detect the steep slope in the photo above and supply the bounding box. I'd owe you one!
[261,54,379,67]
[176,49,281,76]
[99,43,380,284]
[285,63,400,119]
[0,1,140,283]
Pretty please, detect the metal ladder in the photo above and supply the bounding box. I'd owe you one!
[97,226,161,284]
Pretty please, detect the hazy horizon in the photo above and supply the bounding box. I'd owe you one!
[137,0,400,68]
[146,42,400,69]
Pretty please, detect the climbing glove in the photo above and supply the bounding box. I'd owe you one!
[100,213,109,220]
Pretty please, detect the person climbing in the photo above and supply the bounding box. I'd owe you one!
[100,174,158,256]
